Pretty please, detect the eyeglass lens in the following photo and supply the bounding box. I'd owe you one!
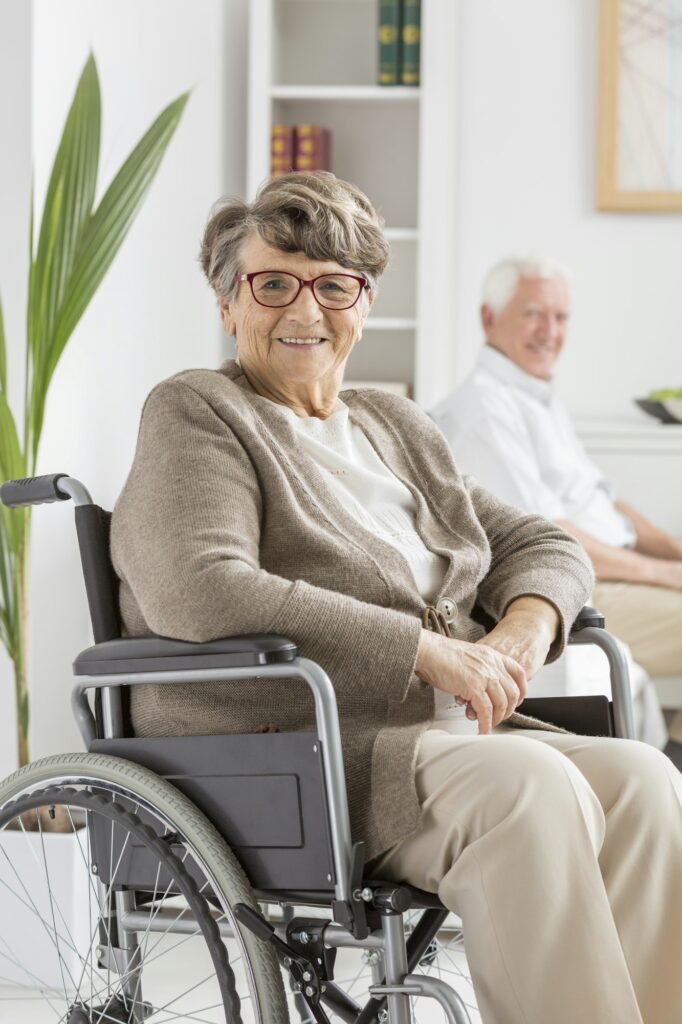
[251,272,361,308]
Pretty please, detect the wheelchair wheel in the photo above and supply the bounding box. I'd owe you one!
[0,752,288,1024]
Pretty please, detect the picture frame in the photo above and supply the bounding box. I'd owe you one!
[597,0,682,212]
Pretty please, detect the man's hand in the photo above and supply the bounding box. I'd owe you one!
[415,630,526,735]
[557,517,682,589]
[615,500,682,563]
[652,561,682,590]
[476,596,560,681]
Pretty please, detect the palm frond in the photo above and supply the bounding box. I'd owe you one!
[29,55,100,367]
[30,88,189,457]
[0,293,6,394]
[0,392,27,555]
[1,53,187,766]
[47,92,189,383]
[0,522,18,660]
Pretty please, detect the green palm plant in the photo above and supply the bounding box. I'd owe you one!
[0,55,188,767]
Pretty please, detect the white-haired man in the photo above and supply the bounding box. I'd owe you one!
[431,254,682,748]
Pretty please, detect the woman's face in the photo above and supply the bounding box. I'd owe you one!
[220,234,374,401]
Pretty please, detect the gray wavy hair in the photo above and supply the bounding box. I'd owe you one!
[199,172,390,303]
[482,253,572,313]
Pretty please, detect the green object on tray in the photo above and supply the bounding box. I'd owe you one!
[648,387,682,400]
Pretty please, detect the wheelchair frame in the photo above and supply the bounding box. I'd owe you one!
[0,473,637,1024]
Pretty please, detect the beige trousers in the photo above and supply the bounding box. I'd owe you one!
[370,724,682,1024]
[592,581,682,679]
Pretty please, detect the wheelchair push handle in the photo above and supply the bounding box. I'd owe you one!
[1,474,93,508]
[0,473,71,508]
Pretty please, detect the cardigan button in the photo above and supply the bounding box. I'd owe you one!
[436,598,457,623]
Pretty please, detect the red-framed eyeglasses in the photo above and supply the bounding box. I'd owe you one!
[234,270,369,310]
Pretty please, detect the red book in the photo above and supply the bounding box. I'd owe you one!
[294,125,330,172]
[270,124,296,177]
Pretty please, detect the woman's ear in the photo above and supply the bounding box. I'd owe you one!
[356,288,375,341]
[218,298,237,336]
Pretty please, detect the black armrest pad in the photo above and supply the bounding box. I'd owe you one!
[73,634,298,676]
[569,605,605,634]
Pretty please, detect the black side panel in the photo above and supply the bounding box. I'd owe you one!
[518,696,614,737]
[74,505,121,644]
[89,732,336,892]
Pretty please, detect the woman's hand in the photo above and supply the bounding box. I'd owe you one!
[476,596,560,681]
[415,629,526,735]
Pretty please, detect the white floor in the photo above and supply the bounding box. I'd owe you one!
[1,934,481,1023]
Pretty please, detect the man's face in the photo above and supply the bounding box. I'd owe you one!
[481,275,571,380]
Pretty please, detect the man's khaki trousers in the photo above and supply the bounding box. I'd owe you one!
[592,581,682,679]
[370,723,682,1024]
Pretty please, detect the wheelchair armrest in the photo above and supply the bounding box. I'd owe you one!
[569,605,605,635]
[565,605,635,739]
[72,634,298,676]
[72,642,356,910]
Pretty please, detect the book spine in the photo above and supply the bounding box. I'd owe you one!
[294,125,331,172]
[378,0,401,86]
[401,0,421,86]
[270,124,296,177]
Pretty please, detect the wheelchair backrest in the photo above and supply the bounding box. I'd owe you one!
[74,504,121,643]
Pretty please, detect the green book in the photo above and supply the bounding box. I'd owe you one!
[378,0,401,86]
[401,0,421,86]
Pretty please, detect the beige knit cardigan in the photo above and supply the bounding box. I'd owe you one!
[110,360,593,861]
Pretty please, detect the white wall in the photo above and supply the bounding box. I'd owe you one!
[451,0,682,419]
[0,0,32,771]
[2,0,680,775]
[0,0,248,774]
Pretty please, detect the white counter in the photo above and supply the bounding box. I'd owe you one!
[576,417,682,538]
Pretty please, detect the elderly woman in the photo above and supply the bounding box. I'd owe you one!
[111,172,682,1024]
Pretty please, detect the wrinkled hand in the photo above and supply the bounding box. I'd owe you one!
[478,597,560,683]
[415,631,526,735]
[477,615,551,681]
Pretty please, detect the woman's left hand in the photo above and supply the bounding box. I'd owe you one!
[476,595,560,686]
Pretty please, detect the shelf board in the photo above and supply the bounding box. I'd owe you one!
[270,85,422,101]
[384,228,419,241]
[577,418,682,454]
[364,317,417,331]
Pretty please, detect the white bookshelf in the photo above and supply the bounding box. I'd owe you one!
[271,85,422,100]
[247,0,458,407]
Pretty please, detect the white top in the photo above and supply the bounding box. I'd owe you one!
[272,401,473,729]
[430,346,636,548]
[277,403,448,600]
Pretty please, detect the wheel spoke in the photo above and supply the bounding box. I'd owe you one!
[150,1002,228,1023]
[36,809,84,1001]
[0,770,284,1024]
[0,945,64,1015]
[152,970,229,1017]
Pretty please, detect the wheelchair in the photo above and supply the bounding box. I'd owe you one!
[0,473,635,1024]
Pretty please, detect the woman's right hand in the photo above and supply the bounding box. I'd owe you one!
[415,629,526,734]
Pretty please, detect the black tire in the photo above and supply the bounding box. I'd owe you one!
[0,753,289,1024]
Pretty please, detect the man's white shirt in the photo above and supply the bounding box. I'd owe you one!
[430,345,636,548]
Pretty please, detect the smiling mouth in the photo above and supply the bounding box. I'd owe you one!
[528,342,556,354]
[277,337,327,347]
